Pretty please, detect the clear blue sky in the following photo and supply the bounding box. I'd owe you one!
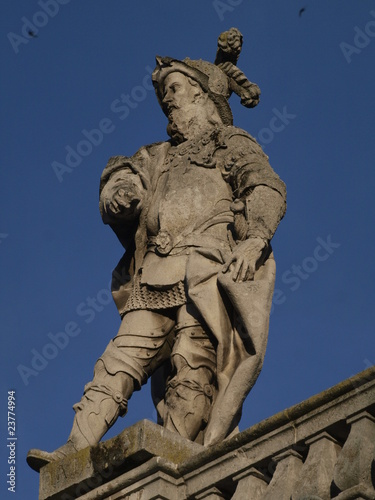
[1,1,375,497]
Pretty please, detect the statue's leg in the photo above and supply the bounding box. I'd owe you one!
[163,303,216,443]
[27,309,175,471]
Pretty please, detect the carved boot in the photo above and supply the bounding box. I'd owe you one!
[26,382,128,472]
[163,357,214,443]
[162,314,216,443]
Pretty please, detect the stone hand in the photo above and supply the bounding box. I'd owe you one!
[106,185,142,219]
[222,237,267,282]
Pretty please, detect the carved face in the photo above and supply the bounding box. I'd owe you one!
[162,72,210,143]
[162,72,200,117]
[162,71,223,143]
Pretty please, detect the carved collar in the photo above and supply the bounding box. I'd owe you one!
[163,127,228,170]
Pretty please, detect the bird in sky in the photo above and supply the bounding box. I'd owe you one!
[28,30,38,38]
[299,7,306,17]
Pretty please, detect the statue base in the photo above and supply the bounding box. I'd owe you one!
[38,367,375,500]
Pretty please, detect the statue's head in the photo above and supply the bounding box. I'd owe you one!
[152,56,234,128]
[152,28,261,142]
[155,66,227,143]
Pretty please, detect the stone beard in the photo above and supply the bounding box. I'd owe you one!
[164,73,222,144]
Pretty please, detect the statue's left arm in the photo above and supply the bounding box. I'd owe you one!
[220,130,287,281]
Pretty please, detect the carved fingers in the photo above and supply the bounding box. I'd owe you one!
[222,237,267,282]
[101,171,144,221]
[107,187,141,216]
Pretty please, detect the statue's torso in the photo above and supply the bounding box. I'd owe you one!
[146,134,233,242]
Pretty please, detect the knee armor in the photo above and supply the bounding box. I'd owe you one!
[163,320,216,442]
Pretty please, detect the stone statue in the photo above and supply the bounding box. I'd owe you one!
[27,28,286,472]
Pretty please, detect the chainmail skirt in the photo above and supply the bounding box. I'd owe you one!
[124,274,187,313]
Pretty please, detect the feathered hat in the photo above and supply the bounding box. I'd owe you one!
[152,28,261,126]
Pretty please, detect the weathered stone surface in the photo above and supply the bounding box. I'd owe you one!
[37,367,375,499]
[333,411,375,493]
[334,484,375,500]
[27,27,287,476]
[231,467,268,499]
[292,432,341,500]
[262,449,303,500]
[195,486,227,499]
[39,447,93,500]
[39,420,201,500]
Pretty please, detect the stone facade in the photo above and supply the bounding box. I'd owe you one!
[38,366,375,499]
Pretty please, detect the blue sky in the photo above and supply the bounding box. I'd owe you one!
[1,1,375,497]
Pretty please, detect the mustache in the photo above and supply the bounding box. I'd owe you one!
[166,103,180,115]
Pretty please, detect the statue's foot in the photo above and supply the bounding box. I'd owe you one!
[27,441,78,472]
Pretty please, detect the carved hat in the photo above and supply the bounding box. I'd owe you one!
[152,28,261,126]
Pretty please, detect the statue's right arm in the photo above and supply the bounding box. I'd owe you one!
[100,170,144,222]
[99,156,145,225]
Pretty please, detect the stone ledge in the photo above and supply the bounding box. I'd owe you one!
[40,420,202,500]
[77,459,186,500]
[38,367,375,499]
[180,366,375,474]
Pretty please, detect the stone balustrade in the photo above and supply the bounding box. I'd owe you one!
[38,366,375,499]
